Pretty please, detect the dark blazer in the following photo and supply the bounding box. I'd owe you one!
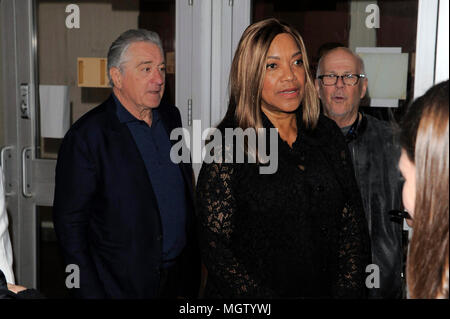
[53,95,200,298]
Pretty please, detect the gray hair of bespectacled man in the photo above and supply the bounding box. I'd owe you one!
[107,29,164,87]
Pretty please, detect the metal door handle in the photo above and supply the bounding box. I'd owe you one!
[22,147,33,198]
[1,145,15,196]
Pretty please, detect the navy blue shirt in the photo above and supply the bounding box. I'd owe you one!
[114,95,187,266]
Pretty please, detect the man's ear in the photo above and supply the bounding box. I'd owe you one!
[110,67,123,89]
[360,77,368,99]
[314,79,321,98]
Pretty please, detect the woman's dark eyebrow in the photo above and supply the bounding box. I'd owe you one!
[267,51,302,60]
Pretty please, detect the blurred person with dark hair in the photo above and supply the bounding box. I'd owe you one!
[399,80,449,299]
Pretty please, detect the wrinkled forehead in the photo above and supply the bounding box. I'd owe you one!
[123,41,164,64]
[321,50,362,73]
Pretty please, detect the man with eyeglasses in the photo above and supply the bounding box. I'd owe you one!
[315,47,404,299]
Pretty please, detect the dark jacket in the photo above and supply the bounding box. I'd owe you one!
[347,113,404,299]
[53,95,200,298]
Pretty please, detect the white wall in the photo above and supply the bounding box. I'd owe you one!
[0,3,4,147]
[414,0,439,99]
[435,0,449,83]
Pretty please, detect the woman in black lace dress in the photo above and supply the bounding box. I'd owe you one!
[196,18,371,298]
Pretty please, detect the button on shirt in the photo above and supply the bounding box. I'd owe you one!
[114,95,187,267]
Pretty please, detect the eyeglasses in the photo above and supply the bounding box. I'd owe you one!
[317,74,366,86]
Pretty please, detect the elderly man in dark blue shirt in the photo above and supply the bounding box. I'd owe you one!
[114,95,187,268]
[53,29,200,298]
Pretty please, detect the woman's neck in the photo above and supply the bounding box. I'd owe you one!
[262,107,298,147]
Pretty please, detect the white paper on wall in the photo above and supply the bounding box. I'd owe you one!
[356,47,409,108]
[39,85,70,138]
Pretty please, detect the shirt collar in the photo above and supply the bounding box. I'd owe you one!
[113,93,160,125]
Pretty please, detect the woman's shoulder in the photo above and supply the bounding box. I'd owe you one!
[304,113,346,148]
[316,113,343,136]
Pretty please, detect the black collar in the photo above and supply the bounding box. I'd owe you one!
[345,112,367,143]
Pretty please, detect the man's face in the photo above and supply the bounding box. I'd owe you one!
[113,41,165,110]
[315,49,367,127]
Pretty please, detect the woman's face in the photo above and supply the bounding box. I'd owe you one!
[261,33,306,114]
[399,149,416,226]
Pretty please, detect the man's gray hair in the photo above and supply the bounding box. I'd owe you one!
[316,47,366,78]
[107,29,164,87]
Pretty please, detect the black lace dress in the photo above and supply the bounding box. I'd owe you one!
[196,109,371,298]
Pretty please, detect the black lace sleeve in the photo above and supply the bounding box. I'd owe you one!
[333,201,370,298]
[196,162,275,298]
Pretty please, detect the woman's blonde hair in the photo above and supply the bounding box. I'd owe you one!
[221,18,319,130]
[400,80,449,299]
